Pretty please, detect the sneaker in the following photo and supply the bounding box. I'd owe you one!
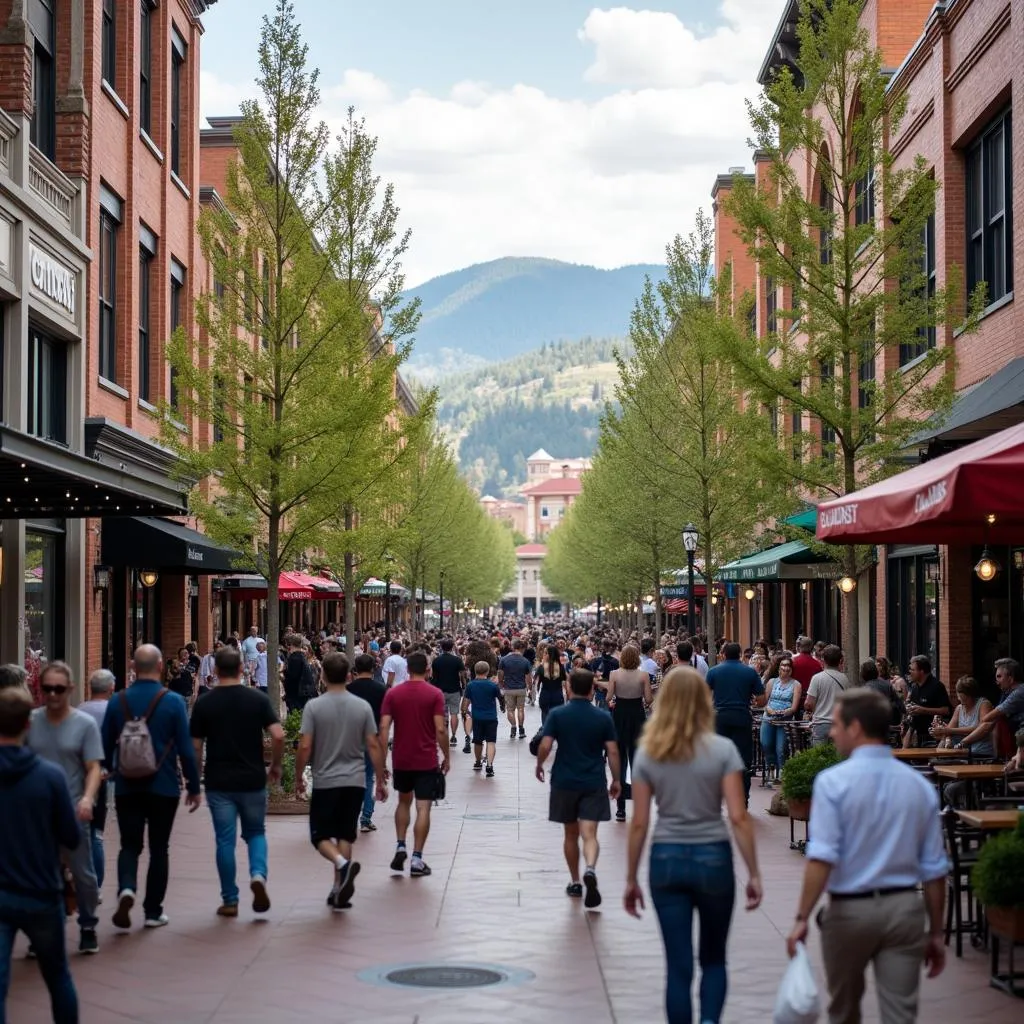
[510,726,517,740]
[143,914,169,929]
[519,727,526,739]
[473,759,483,771]
[112,889,135,930]
[449,735,458,747]
[410,861,432,877]
[463,736,471,754]
[615,809,627,822]
[250,876,270,914]
[334,861,360,906]
[216,904,238,918]
[78,929,99,955]
[390,848,408,873]
[359,819,377,833]
[583,871,602,910]
[485,764,494,778]
[566,882,583,898]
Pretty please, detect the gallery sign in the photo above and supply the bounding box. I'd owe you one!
[29,244,75,315]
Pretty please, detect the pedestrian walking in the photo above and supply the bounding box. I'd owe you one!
[27,663,104,956]
[382,640,409,690]
[253,641,269,693]
[101,645,201,931]
[0,687,81,1024]
[497,639,531,739]
[806,645,850,746]
[606,643,653,822]
[77,670,116,895]
[704,643,764,805]
[347,653,387,833]
[431,638,467,750]
[189,646,284,918]
[462,661,502,776]
[535,643,569,724]
[624,666,762,1024]
[296,653,388,907]
[379,651,448,878]
[535,668,621,908]
[787,688,949,1024]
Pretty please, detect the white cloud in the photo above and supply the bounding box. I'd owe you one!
[200,2,778,285]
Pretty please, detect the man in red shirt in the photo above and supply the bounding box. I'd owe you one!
[791,637,822,711]
[379,651,449,877]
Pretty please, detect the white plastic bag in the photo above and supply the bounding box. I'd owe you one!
[772,943,821,1024]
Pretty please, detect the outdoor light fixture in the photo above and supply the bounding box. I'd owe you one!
[93,565,111,590]
[837,576,857,594]
[1014,550,1024,572]
[744,586,756,601]
[139,570,159,588]
[681,524,699,553]
[711,594,719,606]
[975,548,1000,583]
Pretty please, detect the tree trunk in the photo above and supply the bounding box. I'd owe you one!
[266,515,282,713]
[343,506,356,651]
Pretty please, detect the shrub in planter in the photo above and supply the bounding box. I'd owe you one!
[780,743,840,820]
[971,813,1024,941]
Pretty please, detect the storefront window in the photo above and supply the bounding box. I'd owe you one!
[24,529,61,660]
[972,544,1022,701]
[886,548,938,679]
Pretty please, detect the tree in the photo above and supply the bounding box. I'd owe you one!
[720,0,980,659]
[163,1,402,707]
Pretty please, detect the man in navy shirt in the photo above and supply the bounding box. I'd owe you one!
[705,642,765,806]
[462,662,502,777]
[536,669,620,909]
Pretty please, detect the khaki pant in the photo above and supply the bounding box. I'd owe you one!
[819,890,927,1024]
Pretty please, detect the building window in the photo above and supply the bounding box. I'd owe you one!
[261,256,270,349]
[790,378,801,460]
[767,400,778,438]
[138,246,152,401]
[858,341,876,442]
[170,28,187,177]
[98,187,122,383]
[541,506,549,519]
[169,260,185,408]
[901,212,936,367]
[140,0,155,136]
[966,108,1013,306]
[819,171,833,265]
[29,0,56,160]
[854,148,875,227]
[101,0,116,85]
[212,375,225,443]
[747,301,756,337]
[765,276,777,335]
[819,360,836,460]
[27,325,66,444]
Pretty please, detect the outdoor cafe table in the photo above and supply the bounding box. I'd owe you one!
[934,764,1009,809]
[893,747,968,762]
[954,809,1022,832]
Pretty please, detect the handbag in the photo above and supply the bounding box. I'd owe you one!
[431,769,447,803]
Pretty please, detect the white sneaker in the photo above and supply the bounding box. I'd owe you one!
[111,889,135,930]
[143,914,169,929]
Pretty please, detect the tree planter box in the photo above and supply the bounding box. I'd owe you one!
[267,796,309,816]
[987,905,1024,943]
[787,797,811,822]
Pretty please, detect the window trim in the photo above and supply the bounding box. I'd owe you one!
[765,276,777,336]
[29,0,56,161]
[27,322,67,445]
[170,26,186,177]
[140,0,156,137]
[101,0,116,86]
[169,264,185,408]
[98,208,118,383]
[966,107,1013,308]
[138,245,152,403]
[900,211,937,368]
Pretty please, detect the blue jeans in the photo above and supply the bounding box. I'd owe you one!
[0,889,78,1023]
[206,790,268,906]
[649,842,735,1024]
[759,719,787,771]
[361,754,375,824]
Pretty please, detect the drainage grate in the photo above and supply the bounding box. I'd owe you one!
[463,812,530,822]
[385,966,504,989]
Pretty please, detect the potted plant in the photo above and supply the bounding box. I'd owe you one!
[780,743,840,821]
[972,813,1024,942]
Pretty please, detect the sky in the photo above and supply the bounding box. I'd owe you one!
[200,1,786,286]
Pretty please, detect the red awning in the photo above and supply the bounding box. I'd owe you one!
[816,421,1024,545]
[665,599,690,613]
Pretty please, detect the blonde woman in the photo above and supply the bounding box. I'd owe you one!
[624,667,762,1024]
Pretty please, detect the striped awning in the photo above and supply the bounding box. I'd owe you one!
[664,598,690,613]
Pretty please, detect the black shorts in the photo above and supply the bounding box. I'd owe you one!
[392,769,439,801]
[549,787,611,824]
[472,719,498,745]
[309,786,365,846]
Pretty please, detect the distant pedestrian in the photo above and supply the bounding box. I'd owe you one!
[806,645,850,746]
[0,687,80,1023]
[462,661,502,777]
[382,640,409,690]
[348,654,387,833]
[431,638,467,751]
[77,670,116,893]
[497,639,531,739]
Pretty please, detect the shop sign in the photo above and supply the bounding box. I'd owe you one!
[29,244,75,315]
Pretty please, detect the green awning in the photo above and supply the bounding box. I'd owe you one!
[784,506,817,532]
[719,540,837,582]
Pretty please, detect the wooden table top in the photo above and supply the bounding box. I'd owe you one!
[955,809,1022,830]
[893,748,965,761]
[934,764,1008,780]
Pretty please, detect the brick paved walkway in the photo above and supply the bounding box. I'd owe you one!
[6,704,1020,1022]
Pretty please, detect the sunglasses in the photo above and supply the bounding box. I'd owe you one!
[42,684,69,696]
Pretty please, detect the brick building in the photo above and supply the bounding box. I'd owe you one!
[713,0,1024,690]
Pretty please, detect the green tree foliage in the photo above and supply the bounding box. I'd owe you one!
[720,0,980,657]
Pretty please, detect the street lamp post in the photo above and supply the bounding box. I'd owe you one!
[682,523,699,640]
[596,593,602,626]
[439,569,446,634]
[383,553,396,641]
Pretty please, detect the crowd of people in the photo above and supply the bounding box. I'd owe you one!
[0,615,1022,1024]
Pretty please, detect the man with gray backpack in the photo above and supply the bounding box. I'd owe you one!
[101,645,201,931]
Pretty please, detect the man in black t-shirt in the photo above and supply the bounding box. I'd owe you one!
[348,654,387,833]
[904,654,952,747]
[431,638,468,751]
[190,647,284,918]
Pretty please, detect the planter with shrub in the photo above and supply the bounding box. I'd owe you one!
[971,812,1024,943]
[780,743,841,822]
[267,709,309,815]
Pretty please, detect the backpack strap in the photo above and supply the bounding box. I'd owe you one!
[142,688,169,721]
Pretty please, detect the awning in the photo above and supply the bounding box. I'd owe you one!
[784,506,817,532]
[665,598,690,613]
[817,420,1024,545]
[101,517,242,573]
[214,571,341,601]
[719,541,837,582]
[0,426,188,519]
[359,577,408,598]
[914,357,1024,447]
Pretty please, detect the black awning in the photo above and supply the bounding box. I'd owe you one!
[102,517,244,574]
[915,357,1024,447]
[0,426,189,518]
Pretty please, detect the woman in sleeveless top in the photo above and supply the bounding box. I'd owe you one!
[535,644,568,724]
[607,644,654,822]
[759,656,801,785]
[932,675,993,758]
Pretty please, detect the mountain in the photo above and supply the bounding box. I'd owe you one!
[404,257,663,374]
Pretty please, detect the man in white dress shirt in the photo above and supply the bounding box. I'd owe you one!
[787,688,949,1024]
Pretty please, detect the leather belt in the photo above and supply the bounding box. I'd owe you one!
[830,886,917,901]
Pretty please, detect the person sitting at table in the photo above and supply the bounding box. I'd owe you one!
[1005,727,1024,793]
[902,655,952,748]
[929,677,994,809]
[956,658,1024,758]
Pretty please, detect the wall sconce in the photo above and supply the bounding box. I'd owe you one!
[139,570,159,588]
[800,581,808,591]
[837,576,857,594]
[744,586,756,601]
[93,565,111,590]
[974,548,1000,583]
[189,583,200,599]
[710,593,719,606]
[1014,550,1024,572]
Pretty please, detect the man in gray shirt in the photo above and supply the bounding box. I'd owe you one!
[27,662,104,955]
[806,645,850,746]
[295,653,387,910]
[77,669,115,892]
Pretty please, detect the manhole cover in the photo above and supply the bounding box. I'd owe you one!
[385,966,504,989]
[463,812,530,821]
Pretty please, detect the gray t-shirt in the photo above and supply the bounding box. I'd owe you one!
[807,669,850,725]
[77,699,110,733]
[632,734,744,845]
[27,708,104,801]
[300,689,376,789]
